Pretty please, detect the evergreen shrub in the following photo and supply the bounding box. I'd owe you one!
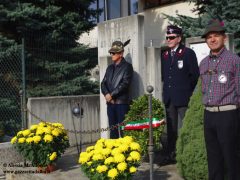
[123,95,165,156]
[176,82,208,180]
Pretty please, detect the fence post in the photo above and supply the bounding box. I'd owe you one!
[21,37,27,129]
[147,85,154,180]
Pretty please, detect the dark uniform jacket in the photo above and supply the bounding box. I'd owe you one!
[161,44,199,106]
[101,58,133,104]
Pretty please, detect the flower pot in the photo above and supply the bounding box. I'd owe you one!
[37,164,56,173]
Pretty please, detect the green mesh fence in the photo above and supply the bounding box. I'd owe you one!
[0,45,22,138]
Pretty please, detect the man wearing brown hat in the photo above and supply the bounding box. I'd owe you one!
[161,25,199,162]
[200,19,240,180]
[101,40,133,139]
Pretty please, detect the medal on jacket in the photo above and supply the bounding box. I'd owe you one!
[178,60,183,69]
[218,73,227,83]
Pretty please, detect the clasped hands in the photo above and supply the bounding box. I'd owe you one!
[105,93,114,104]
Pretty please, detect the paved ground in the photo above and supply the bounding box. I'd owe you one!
[1,146,183,180]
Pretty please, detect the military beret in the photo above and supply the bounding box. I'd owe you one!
[202,19,225,38]
[167,25,182,35]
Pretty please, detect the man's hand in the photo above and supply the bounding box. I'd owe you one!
[105,93,112,102]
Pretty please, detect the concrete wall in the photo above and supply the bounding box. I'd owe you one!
[138,1,196,47]
[27,95,100,146]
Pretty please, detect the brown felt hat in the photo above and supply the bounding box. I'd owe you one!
[202,19,225,38]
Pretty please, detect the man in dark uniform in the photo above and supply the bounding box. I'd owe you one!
[101,40,133,139]
[200,19,240,180]
[161,25,199,161]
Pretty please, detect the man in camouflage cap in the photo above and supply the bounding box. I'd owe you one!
[101,40,133,139]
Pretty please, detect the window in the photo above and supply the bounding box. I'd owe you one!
[89,0,105,23]
[107,0,121,20]
[129,0,138,15]
[144,0,181,9]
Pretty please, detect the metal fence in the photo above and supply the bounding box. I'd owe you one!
[0,45,22,137]
[0,32,98,140]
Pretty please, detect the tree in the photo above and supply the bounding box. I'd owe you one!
[0,0,99,97]
[176,82,207,180]
[0,0,100,135]
[165,0,240,52]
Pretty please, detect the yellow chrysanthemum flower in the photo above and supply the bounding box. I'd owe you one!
[96,165,108,173]
[22,129,31,137]
[44,134,53,143]
[102,148,111,156]
[30,124,38,130]
[26,137,33,143]
[105,139,115,149]
[86,146,94,152]
[108,168,118,179]
[129,166,137,173]
[10,136,17,144]
[122,136,133,145]
[80,152,88,158]
[42,127,52,134]
[52,123,64,128]
[127,156,133,161]
[114,153,125,163]
[49,152,57,161]
[18,137,25,143]
[52,129,60,136]
[111,148,121,156]
[130,142,141,151]
[117,162,127,172]
[87,161,92,166]
[17,131,23,137]
[119,144,129,152]
[92,154,104,161]
[130,151,141,161]
[104,157,115,165]
[39,122,46,127]
[33,135,41,143]
[29,133,35,137]
[36,128,44,135]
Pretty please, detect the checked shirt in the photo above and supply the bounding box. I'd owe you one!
[200,47,240,106]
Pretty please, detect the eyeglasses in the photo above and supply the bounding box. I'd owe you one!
[166,36,178,40]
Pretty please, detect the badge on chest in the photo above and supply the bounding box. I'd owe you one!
[218,73,227,84]
[177,60,183,69]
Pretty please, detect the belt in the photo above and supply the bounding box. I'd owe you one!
[205,105,237,112]
[108,99,129,105]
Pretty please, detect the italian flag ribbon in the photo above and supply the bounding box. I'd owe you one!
[121,118,165,130]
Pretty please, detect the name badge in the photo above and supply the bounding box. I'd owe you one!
[178,60,183,69]
[218,73,227,83]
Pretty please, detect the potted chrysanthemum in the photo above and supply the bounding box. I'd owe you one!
[11,122,70,172]
[79,136,141,180]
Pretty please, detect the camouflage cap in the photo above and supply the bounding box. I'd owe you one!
[108,41,124,53]
[202,19,225,38]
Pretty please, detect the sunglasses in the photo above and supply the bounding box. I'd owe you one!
[110,52,119,55]
[166,36,178,40]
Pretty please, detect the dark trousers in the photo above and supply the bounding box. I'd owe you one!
[165,102,187,154]
[204,109,239,180]
[107,104,129,139]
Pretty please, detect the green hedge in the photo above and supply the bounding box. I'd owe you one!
[123,95,165,156]
[176,82,208,180]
